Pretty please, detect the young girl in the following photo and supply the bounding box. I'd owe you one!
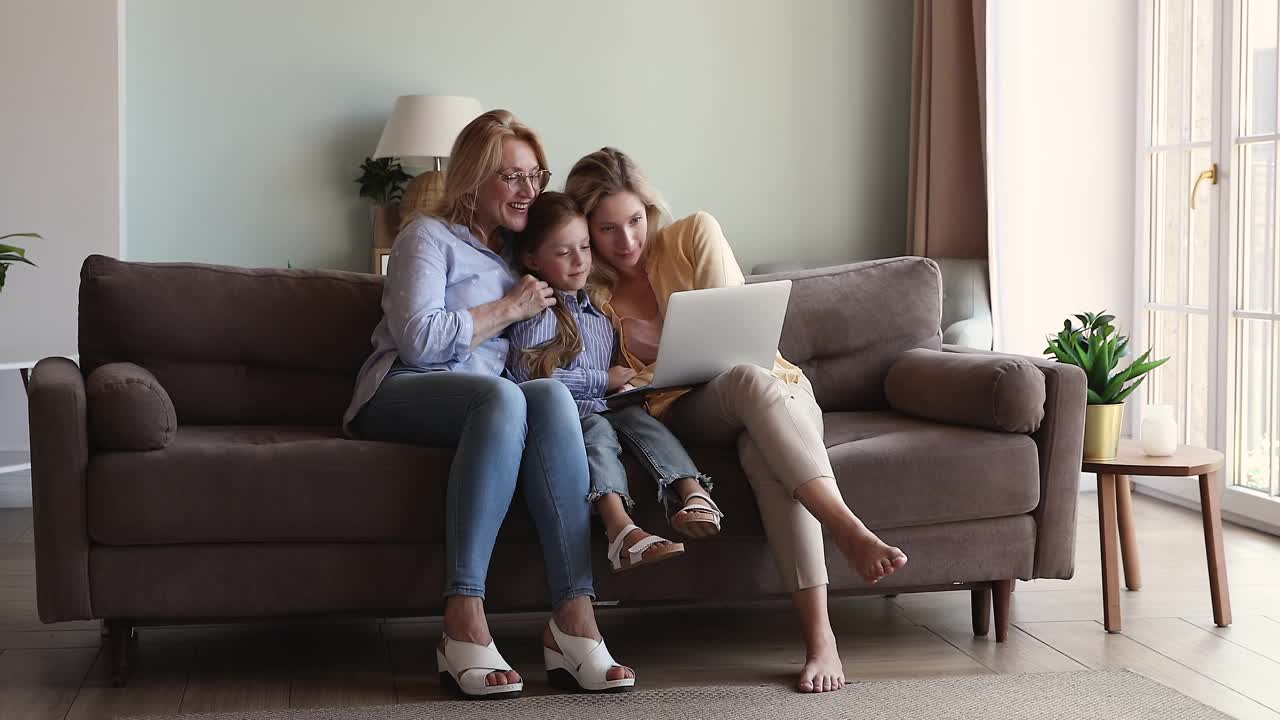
[505,192,717,573]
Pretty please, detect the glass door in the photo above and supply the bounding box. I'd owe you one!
[1139,0,1280,528]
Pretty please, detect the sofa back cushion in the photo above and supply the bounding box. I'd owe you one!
[79,255,383,425]
[750,257,943,411]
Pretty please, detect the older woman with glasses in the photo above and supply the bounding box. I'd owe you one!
[344,111,636,699]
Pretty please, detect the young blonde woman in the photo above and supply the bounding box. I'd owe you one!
[563,147,908,694]
[344,115,635,698]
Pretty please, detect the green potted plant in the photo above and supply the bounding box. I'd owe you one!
[356,157,412,251]
[0,232,39,293]
[1044,311,1169,460]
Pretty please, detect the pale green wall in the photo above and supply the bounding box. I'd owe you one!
[125,0,912,273]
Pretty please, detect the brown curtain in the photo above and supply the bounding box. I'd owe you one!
[908,0,988,259]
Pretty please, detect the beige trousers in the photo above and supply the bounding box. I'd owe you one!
[662,364,831,592]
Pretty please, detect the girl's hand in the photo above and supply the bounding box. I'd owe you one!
[607,366,638,391]
[507,274,556,321]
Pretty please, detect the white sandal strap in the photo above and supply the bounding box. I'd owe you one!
[548,619,622,680]
[607,524,641,569]
[624,534,667,563]
[440,634,515,689]
[607,524,674,569]
[680,491,724,519]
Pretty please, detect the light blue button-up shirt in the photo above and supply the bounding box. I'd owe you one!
[344,216,516,432]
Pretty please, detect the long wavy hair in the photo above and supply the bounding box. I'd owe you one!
[563,147,671,305]
[513,192,588,379]
[432,109,550,241]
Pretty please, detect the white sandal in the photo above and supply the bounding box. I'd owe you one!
[607,524,685,573]
[670,491,724,538]
[436,633,523,700]
[544,619,635,693]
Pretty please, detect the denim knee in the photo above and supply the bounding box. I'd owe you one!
[520,377,578,420]
[470,375,526,415]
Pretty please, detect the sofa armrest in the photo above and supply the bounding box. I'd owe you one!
[885,348,1046,433]
[943,344,1087,579]
[27,357,93,622]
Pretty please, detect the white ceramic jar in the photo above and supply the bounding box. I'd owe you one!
[1140,404,1178,456]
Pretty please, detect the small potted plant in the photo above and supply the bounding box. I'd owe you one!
[0,232,39,294]
[1044,311,1169,460]
[355,157,412,250]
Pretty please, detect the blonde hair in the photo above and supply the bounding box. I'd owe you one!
[512,192,588,379]
[433,109,550,239]
[563,147,670,302]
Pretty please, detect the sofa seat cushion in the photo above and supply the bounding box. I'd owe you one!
[88,426,462,545]
[824,411,1040,530]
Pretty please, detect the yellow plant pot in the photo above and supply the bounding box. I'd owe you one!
[1083,403,1125,460]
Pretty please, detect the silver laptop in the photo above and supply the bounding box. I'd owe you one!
[607,280,792,400]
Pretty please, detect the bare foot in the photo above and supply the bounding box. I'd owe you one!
[835,529,907,584]
[543,624,634,682]
[442,598,521,688]
[797,635,845,693]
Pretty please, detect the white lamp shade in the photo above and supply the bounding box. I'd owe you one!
[373,95,484,161]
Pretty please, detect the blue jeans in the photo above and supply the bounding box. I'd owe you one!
[586,404,712,515]
[352,371,594,609]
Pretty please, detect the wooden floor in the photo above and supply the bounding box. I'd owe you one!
[2,494,1279,719]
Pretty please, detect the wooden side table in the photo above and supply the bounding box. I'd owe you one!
[1082,439,1230,632]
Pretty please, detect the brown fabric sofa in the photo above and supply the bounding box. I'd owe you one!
[29,254,1086,685]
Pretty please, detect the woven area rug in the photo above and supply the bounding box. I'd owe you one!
[132,671,1230,720]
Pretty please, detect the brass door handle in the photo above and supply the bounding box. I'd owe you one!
[1191,163,1218,210]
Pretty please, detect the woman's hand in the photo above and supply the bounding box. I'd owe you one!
[608,366,638,392]
[466,275,555,351]
[507,274,556,322]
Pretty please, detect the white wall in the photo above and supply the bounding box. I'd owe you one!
[0,1,121,452]
[988,0,1138,359]
[0,1,913,464]
[123,0,914,274]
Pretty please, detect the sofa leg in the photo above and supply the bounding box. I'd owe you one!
[107,620,135,687]
[993,580,1013,643]
[971,587,992,637]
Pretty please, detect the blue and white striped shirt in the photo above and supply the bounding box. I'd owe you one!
[505,290,616,417]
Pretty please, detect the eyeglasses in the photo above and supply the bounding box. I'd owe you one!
[495,169,552,191]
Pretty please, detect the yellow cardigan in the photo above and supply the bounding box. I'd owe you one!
[598,211,805,417]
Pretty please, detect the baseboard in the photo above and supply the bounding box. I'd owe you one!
[1131,482,1280,537]
[0,449,30,474]
[0,471,31,508]
[0,450,31,508]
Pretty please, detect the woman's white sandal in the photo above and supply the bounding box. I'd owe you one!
[543,619,635,693]
[607,524,684,573]
[436,633,523,700]
[670,490,724,538]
